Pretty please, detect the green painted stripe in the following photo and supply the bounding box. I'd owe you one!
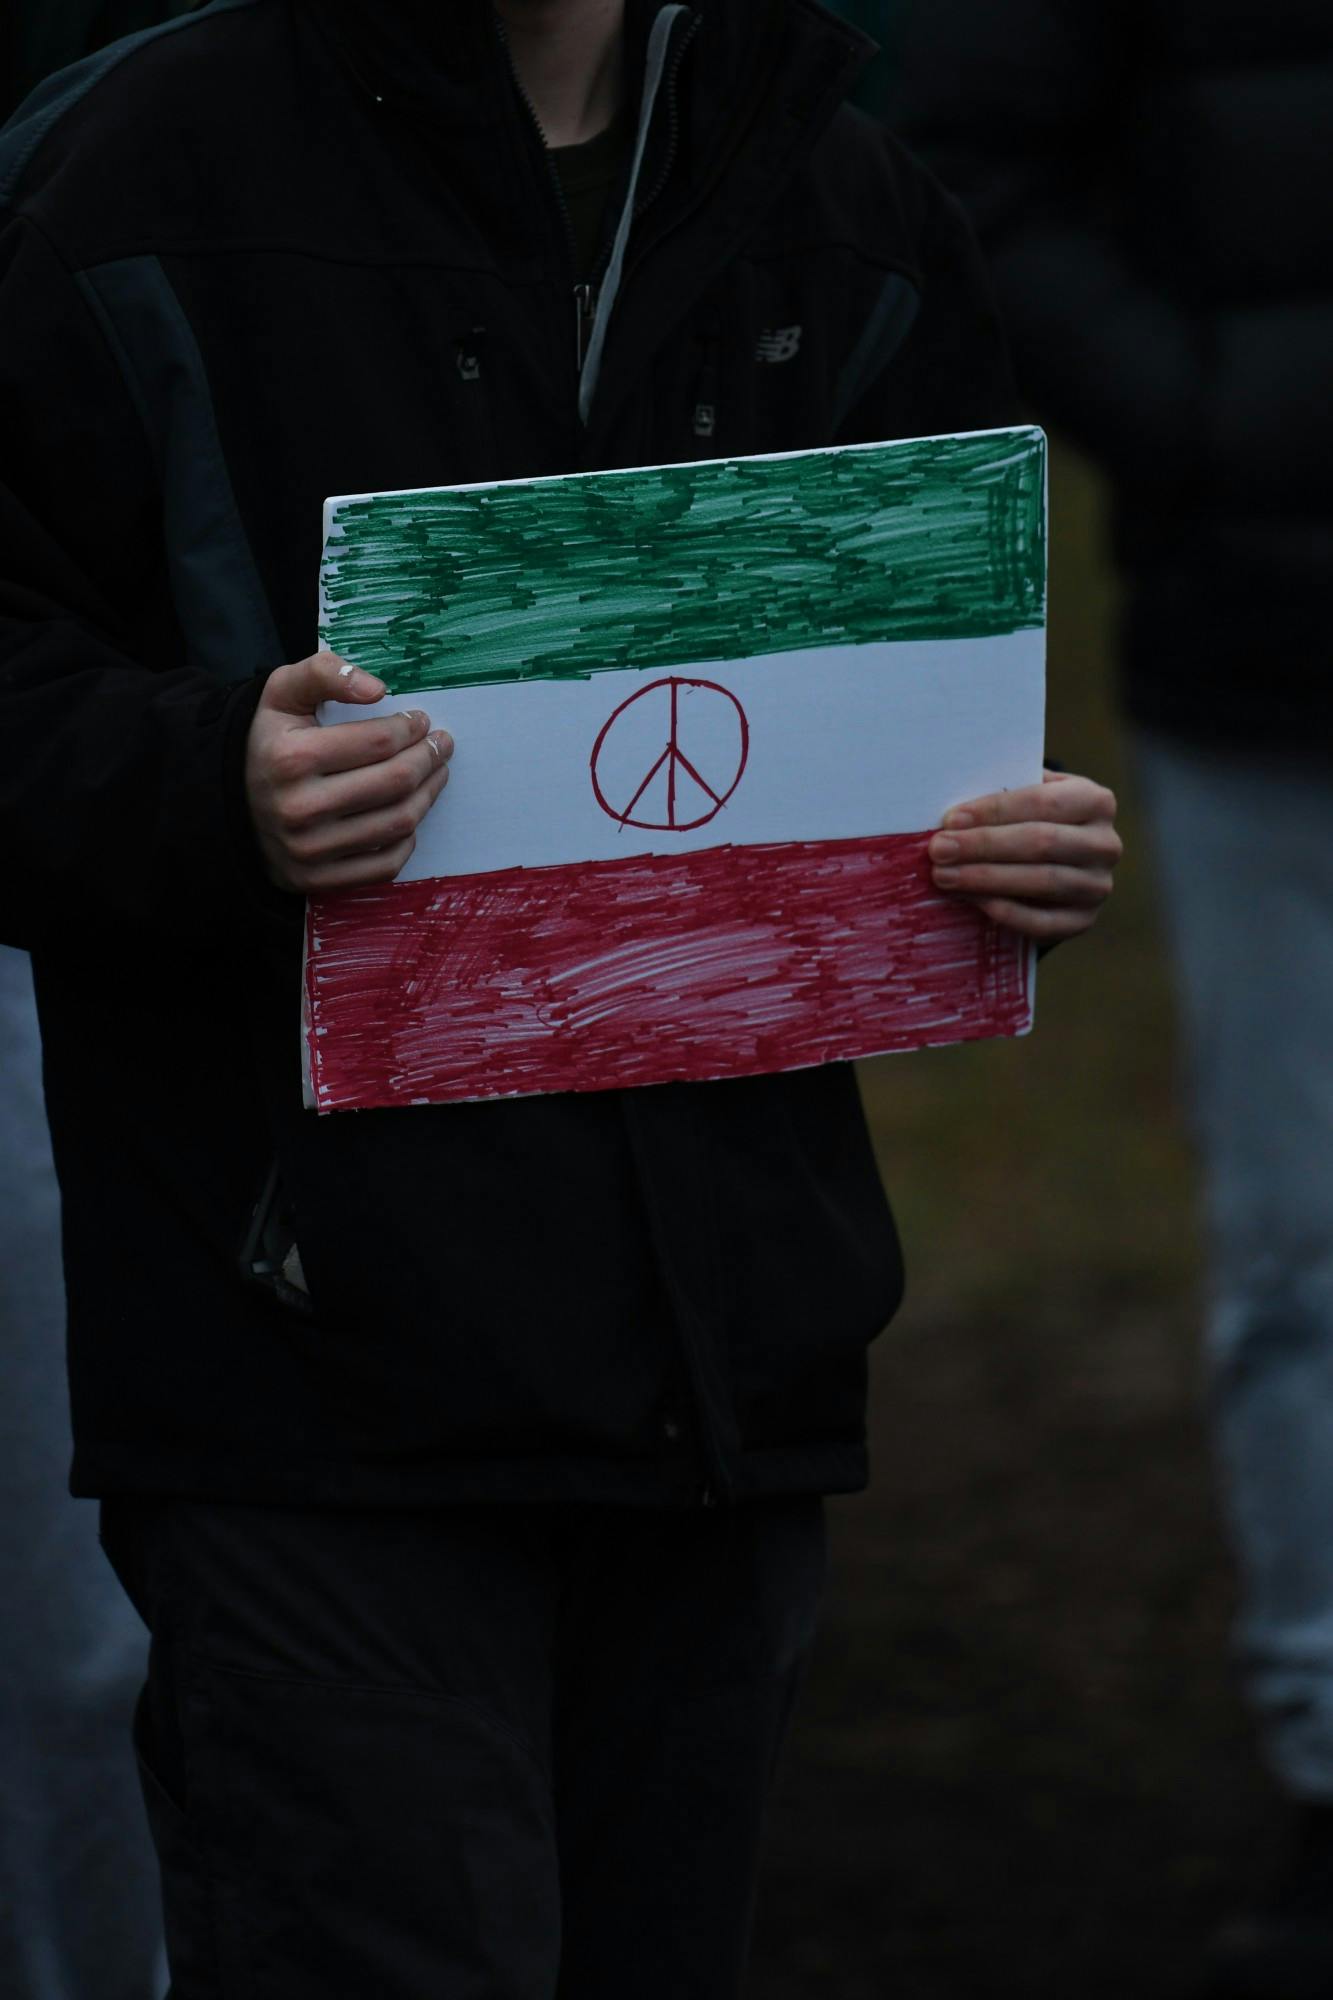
[320,428,1045,696]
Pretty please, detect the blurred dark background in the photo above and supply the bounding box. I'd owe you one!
[2,6,1267,1996]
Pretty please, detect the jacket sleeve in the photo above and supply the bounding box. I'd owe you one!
[0,215,280,955]
[890,0,1202,488]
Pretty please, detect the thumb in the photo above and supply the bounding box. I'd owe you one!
[262,650,385,720]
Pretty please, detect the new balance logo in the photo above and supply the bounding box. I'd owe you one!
[755,325,802,364]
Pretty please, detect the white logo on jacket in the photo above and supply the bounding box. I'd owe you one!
[755,325,802,363]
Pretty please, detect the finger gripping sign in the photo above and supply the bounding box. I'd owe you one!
[305,428,1047,1112]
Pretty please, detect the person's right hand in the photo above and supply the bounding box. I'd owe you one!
[245,650,454,893]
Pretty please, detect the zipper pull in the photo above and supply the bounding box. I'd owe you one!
[574,282,597,374]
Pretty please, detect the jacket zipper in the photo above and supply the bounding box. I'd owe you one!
[490,14,591,388]
[585,12,700,374]
[574,281,597,373]
[493,9,700,402]
[628,13,700,225]
[492,11,729,1507]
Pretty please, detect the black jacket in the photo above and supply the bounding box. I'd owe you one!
[4,2,196,117]
[0,0,1014,1508]
[894,0,1333,748]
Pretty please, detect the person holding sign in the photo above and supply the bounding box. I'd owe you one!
[0,0,1118,1992]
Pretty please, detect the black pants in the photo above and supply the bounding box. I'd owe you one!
[101,1495,825,1999]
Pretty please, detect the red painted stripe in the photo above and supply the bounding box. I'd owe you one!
[305,834,1032,1111]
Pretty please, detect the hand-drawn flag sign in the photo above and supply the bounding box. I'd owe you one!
[305,428,1047,1112]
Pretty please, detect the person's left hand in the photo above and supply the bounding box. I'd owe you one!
[928,769,1121,942]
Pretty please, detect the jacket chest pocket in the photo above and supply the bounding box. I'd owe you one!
[654,253,921,462]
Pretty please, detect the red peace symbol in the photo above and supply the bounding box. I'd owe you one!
[589,676,750,832]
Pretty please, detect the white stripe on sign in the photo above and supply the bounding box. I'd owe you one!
[319,630,1045,884]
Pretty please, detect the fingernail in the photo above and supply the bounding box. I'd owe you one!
[406,710,429,729]
[944,810,975,830]
[934,866,960,887]
[931,835,961,861]
[431,731,454,759]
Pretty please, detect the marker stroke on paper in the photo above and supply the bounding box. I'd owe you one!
[306,428,1048,1112]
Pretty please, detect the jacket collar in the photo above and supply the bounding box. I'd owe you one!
[302,0,875,187]
[299,0,876,434]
